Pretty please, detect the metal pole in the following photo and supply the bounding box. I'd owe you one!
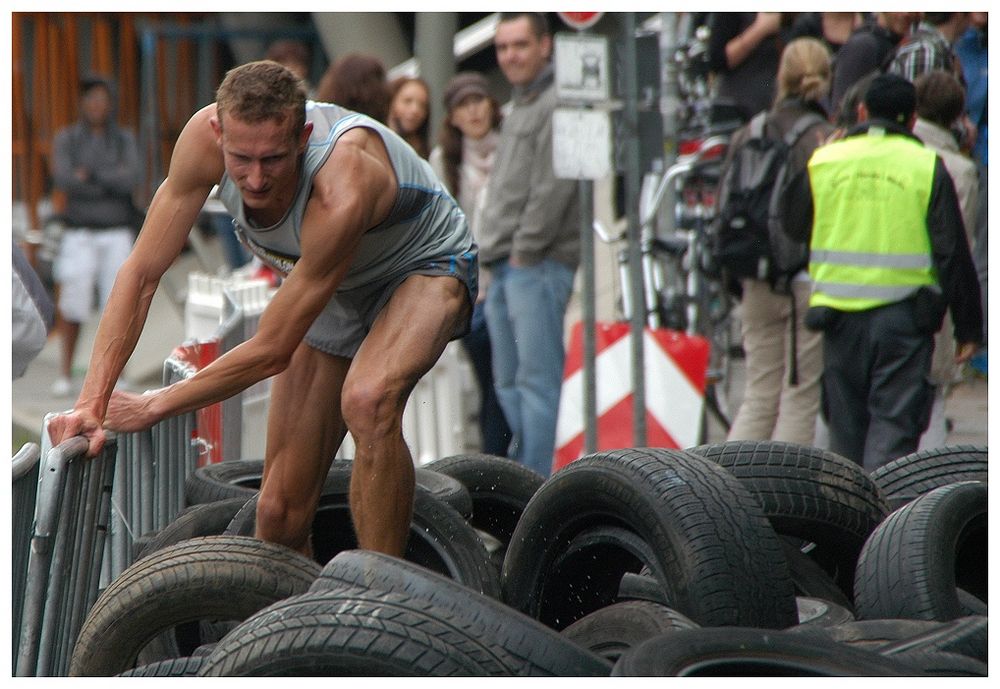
[622,13,646,446]
[580,178,598,454]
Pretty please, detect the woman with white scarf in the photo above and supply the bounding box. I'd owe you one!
[430,72,511,456]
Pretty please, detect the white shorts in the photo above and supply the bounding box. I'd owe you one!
[54,227,134,323]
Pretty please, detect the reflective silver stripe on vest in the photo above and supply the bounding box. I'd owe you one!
[810,249,932,270]
[813,281,923,301]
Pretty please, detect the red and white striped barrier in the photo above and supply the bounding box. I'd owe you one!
[554,321,710,471]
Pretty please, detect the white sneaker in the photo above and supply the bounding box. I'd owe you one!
[51,377,74,397]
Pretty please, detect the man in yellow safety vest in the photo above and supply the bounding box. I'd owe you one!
[784,73,981,471]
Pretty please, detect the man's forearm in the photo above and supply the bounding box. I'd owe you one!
[143,339,285,423]
[75,264,158,420]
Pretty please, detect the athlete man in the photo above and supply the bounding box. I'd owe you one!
[49,61,477,557]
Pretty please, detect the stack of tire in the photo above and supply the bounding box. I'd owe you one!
[68,443,986,677]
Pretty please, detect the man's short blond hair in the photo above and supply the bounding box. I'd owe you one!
[215,60,306,133]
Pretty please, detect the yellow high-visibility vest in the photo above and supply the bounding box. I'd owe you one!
[807,128,938,312]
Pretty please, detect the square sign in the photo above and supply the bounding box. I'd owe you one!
[553,107,612,180]
[555,33,610,103]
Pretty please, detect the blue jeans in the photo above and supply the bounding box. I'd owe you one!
[484,258,575,476]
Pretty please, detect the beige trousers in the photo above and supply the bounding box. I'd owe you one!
[727,278,823,445]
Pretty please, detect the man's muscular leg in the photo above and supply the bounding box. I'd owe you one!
[342,274,471,555]
[255,342,351,556]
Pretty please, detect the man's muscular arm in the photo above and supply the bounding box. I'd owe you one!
[103,127,397,432]
[47,106,224,456]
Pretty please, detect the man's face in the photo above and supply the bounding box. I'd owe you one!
[214,112,308,212]
[81,86,112,127]
[494,17,551,87]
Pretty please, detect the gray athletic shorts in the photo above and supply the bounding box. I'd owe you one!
[304,250,478,358]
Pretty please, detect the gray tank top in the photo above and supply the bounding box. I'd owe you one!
[218,101,473,291]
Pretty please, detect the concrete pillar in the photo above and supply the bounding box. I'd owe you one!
[414,13,458,145]
[310,12,410,67]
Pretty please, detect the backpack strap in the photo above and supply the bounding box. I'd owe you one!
[783,111,826,149]
[748,111,769,140]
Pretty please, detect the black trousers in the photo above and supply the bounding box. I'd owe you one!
[821,300,935,473]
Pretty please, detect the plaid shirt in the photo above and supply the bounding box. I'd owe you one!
[889,21,958,82]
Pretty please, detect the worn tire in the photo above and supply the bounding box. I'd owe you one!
[611,627,921,676]
[787,618,948,650]
[687,440,889,597]
[184,459,268,504]
[878,616,988,663]
[560,600,699,662]
[133,498,250,562]
[781,537,855,611]
[888,650,987,676]
[116,656,205,677]
[225,462,500,598]
[69,536,320,676]
[186,458,472,516]
[787,617,988,663]
[501,449,798,630]
[870,446,988,511]
[198,589,501,676]
[424,453,544,570]
[304,550,612,676]
[854,481,987,621]
[794,597,855,628]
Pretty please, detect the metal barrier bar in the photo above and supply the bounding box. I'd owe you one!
[12,442,41,671]
[16,423,118,677]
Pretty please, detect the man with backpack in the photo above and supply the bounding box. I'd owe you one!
[712,37,834,445]
[785,73,982,471]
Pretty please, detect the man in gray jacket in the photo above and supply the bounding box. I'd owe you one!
[50,76,140,396]
[479,12,579,476]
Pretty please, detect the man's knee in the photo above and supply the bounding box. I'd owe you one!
[256,489,313,547]
[341,376,405,439]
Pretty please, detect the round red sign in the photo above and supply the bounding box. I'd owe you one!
[558,12,604,31]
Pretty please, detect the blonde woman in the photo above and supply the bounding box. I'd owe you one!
[725,38,834,445]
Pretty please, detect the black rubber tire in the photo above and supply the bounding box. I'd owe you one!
[224,461,500,598]
[886,650,987,677]
[870,445,988,511]
[68,536,320,676]
[132,498,256,665]
[853,481,987,621]
[423,453,544,539]
[197,589,498,676]
[616,571,669,605]
[611,627,921,676]
[559,600,699,663]
[780,537,855,611]
[133,497,251,562]
[877,616,988,663]
[687,440,889,598]
[305,549,613,676]
[184,459,268,504]
[501,448,798,631]
[958,587,989,616]
[786,617,988,662]
[794,597,855,628]
[116,656,205,677]
[186,458,473,516]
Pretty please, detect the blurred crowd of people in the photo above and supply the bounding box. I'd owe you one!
[706,12,987,471]
[18,12,988,478]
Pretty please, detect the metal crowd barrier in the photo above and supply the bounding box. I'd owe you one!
[16,425,117,677]
[13,277,476,676]
[12,442,41,670]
